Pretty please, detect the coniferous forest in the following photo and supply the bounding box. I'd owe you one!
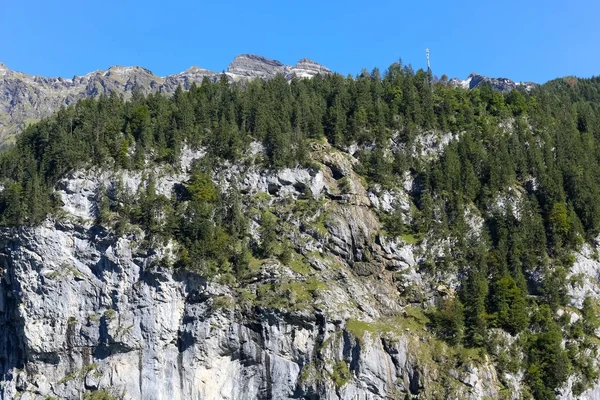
[2,62,600,399]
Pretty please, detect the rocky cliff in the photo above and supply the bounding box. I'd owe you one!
[1,138,599,399]
[1,54,598,400]
[0,142,508,400]
[0,55,331,147]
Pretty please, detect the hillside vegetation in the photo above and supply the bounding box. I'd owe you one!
[1,63,600,399]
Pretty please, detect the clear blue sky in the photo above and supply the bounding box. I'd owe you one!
[1,0,598,83]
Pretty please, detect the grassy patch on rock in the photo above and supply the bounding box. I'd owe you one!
[330,360,351,388]
[256,277,326,311]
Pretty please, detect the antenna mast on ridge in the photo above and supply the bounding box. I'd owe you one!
[425,48,433,88]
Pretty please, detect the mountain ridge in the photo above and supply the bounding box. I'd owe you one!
[0,54,331,82]
[0,54,331,146]
[449,72,538,92]
[0,54,535,147]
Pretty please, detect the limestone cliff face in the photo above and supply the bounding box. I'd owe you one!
[0,223,497,400]
[0,144,505,400]
[1,142,600,399]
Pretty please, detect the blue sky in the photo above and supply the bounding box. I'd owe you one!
[1,0,598,83]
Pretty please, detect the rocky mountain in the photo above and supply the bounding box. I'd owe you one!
[1,139,599,400]
[0,56,598,399]
[228,54,332,79]
[0,143,498,400]
[450,72,538,92]
[0,55,331,147]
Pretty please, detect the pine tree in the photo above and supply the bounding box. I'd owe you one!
[462,264,489,347]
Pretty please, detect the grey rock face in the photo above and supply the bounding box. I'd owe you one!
[292,58,332,78]
[163,66,219,90]
[450,72,538,92]
[0,144,505,400]
[0,220,502,400]
[568,242,600,308]
[226,54,331,80]
[7,139,600,399]
[227,54,287,77]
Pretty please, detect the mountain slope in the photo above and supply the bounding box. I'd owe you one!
[0,145,505,400]
[0,55,539,148]
[0,61,599,399]
[0,55,331,147]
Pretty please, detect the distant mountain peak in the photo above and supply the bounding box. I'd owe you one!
[105,65,154,76]
[227,54,286,77]
[231,54,284,66]
[296,57,324,67]
[0,62,9,77]
[450,73,537,92]
[226,54,331,79]
[0,54,332,146]
[294,58,331,75]
[180,66,215,74]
